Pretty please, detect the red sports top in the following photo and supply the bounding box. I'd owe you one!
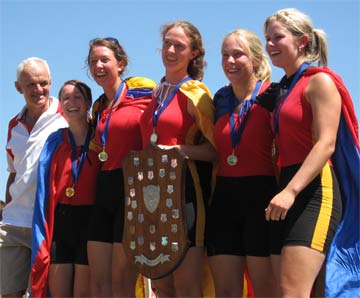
[273,75,314,167]
[214,82,274,177]
[50,129,100,205]
[215,101,274,177]
[94,85,151,171]
[140,92,195,147]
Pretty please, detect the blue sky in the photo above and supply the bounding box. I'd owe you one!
[1,0,359,200]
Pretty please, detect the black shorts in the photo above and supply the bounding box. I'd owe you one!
[206,175,278,257]
[184,167,198,247]
[270,163,343,254]
[88,169,125,243]
[51,204,93,265]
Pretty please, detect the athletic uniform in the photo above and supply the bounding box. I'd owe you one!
[272,68,343,254]
[88,77,156,243]
[140,79,215,247]
[304,67,359,297]
[31,128,100,297]
[206,82,278,257]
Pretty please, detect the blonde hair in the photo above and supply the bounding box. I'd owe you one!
[264,8,328,66]
[223,29,271,82]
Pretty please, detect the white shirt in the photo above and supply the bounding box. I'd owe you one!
[3,97,68,228]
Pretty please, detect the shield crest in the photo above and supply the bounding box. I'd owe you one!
[122,144,189,279]
[143,185,160,213]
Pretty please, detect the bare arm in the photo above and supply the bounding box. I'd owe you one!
[5,172,16,204]
[266,73,341,221]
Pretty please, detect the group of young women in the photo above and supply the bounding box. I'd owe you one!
[31,7,359,298]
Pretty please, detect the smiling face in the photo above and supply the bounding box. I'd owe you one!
[161,25,199,83]
[15,63,51,114]
[88,45,123,89]
[265,20,304,76]
[59,83,91,123]
[221,34,257,85]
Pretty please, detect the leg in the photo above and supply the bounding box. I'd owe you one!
[48,264,73,297]
[87,241,112,297]
[173,247,204,297]
[112,243,138,297]
[208,254,245,297]
[0,224,31,297]
[312,262,325,297]
[270,254,282,295]
[280,246,325,298]
[73,264,90,297]
[247,256,280,297]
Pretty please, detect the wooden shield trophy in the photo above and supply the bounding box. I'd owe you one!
[122,144,189,279]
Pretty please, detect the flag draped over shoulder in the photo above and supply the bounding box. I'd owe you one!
[213,85,234,121]
[92,77,156,121]
[305,67,360,297]
[179,79,215,148]
[31,129,64,297]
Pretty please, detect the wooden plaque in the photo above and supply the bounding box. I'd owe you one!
[122,144,189,279]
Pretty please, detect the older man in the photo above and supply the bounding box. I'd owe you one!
[0,57,67,297]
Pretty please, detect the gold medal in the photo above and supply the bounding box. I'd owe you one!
[98,150,108,162]
[65,186,75,198]
[227,154,238,166]
[150,132,158,143]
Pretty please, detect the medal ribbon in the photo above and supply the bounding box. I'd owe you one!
[229,80,262,149]
[273,62,310,135]
[68,128,92,188]
[97,81,125,149]
[152,76,192,128]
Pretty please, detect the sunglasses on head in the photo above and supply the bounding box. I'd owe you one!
[105,37,120,45]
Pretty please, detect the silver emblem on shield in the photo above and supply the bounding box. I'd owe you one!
[170,170,176,180]
[143,184,160,213]
[130,188,135,197]
[166,198,173,208]
[162,154,168,163]
[133,157,140,167]
[147,158,154,167]
[171,224,178,233]
[171,158,177,168]
[171,242,179,252]
[167,185,174,194]
[160,213,167,222]
[172,209,179,219]
[131,200,137,209]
